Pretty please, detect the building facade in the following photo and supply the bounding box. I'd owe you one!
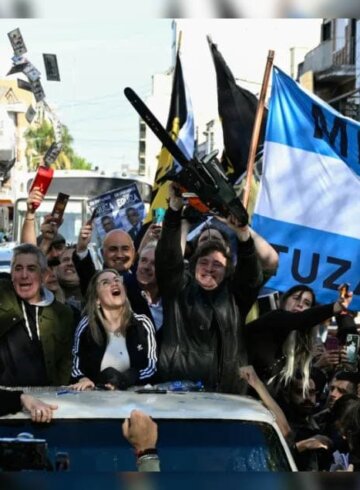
[299,19,359,120]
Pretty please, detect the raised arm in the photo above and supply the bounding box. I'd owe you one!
[246,290,354,336]
[239,365,291,438]
[137,223,162,256]
[249,227,279,276]
[155,184,185,297]
[72,220,97,297]
[224,216,263,315]
[20,187,44,245]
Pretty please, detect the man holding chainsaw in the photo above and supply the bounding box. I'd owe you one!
[155,183,263,394]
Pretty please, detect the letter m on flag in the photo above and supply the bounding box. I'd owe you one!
[252,66,360,309]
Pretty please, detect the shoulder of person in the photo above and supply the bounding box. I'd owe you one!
[0,276,15,292]
[49,300,76,330]
[131,312,155,331]
[0,272,11,282]
[0,274,14,295]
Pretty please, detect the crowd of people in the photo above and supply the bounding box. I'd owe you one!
[0,181,359,472]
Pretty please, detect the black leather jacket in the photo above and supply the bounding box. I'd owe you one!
[155,208,263,394]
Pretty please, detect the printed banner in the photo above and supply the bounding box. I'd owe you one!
[88,183,145,241]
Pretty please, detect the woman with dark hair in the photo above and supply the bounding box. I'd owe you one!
[70,269,157,390]
[245,284,353,394]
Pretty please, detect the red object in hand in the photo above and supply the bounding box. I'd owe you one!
[29,166,54,210]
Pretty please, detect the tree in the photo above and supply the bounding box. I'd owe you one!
[71,154,92,170]
[24,121,92,171]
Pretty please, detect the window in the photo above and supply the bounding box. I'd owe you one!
[0,419,291,472]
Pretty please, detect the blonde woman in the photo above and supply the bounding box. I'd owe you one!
[71,269,157,390]
[245,285,353,394]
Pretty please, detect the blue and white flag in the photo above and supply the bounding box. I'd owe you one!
[252,67,360,309]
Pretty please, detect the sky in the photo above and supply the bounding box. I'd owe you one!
[0,18,323,174]
[1,0,360,19]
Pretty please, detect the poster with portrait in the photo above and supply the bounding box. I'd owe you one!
[88,183,145,241]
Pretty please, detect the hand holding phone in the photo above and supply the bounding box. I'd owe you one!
[51,192,69,225]
[88,206,98,224]
[152,208,165,225]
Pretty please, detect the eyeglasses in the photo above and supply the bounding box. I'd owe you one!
[97,276,123,288]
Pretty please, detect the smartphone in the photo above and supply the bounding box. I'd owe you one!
[51,192,69,224]
[340,283,350,299]
[29,165,54,210]
[152,207,165,225]
[346,334,360,364]
[325,335,340,351]
[89,206,98,223]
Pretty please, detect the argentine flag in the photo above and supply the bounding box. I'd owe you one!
[252,67,360,310]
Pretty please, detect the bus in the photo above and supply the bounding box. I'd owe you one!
[12,170,152,245]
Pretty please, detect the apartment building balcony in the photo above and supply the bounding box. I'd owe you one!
[301,40,355,84]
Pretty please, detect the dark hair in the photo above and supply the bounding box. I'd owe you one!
[337,398,360,459]
[126,207,138,215]
[331,393,359,422]
[12,243,47,273]
[101,215,114,223]
[189,239,234,279]
[310,367,327,394]
[279,285,316,310]
[195,225,231,249]
[292,367,327,392]
[332,370,359,391]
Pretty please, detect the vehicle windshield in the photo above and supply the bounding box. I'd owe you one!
[0,419,291,472]
[149,420,291,472]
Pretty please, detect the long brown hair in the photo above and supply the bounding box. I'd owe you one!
[83,269,132,345]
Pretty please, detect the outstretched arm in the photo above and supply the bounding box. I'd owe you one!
[20,394,58,423]
[239,365,291,438]
[246,290,354,336]
[122,409,160,472]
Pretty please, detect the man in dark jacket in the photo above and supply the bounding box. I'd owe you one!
[155,185,263,394]
[0,244,74,386]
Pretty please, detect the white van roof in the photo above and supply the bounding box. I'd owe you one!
[3,389,274,422]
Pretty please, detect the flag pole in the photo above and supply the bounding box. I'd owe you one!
[242,50,274,210]
[177,30,182,53]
